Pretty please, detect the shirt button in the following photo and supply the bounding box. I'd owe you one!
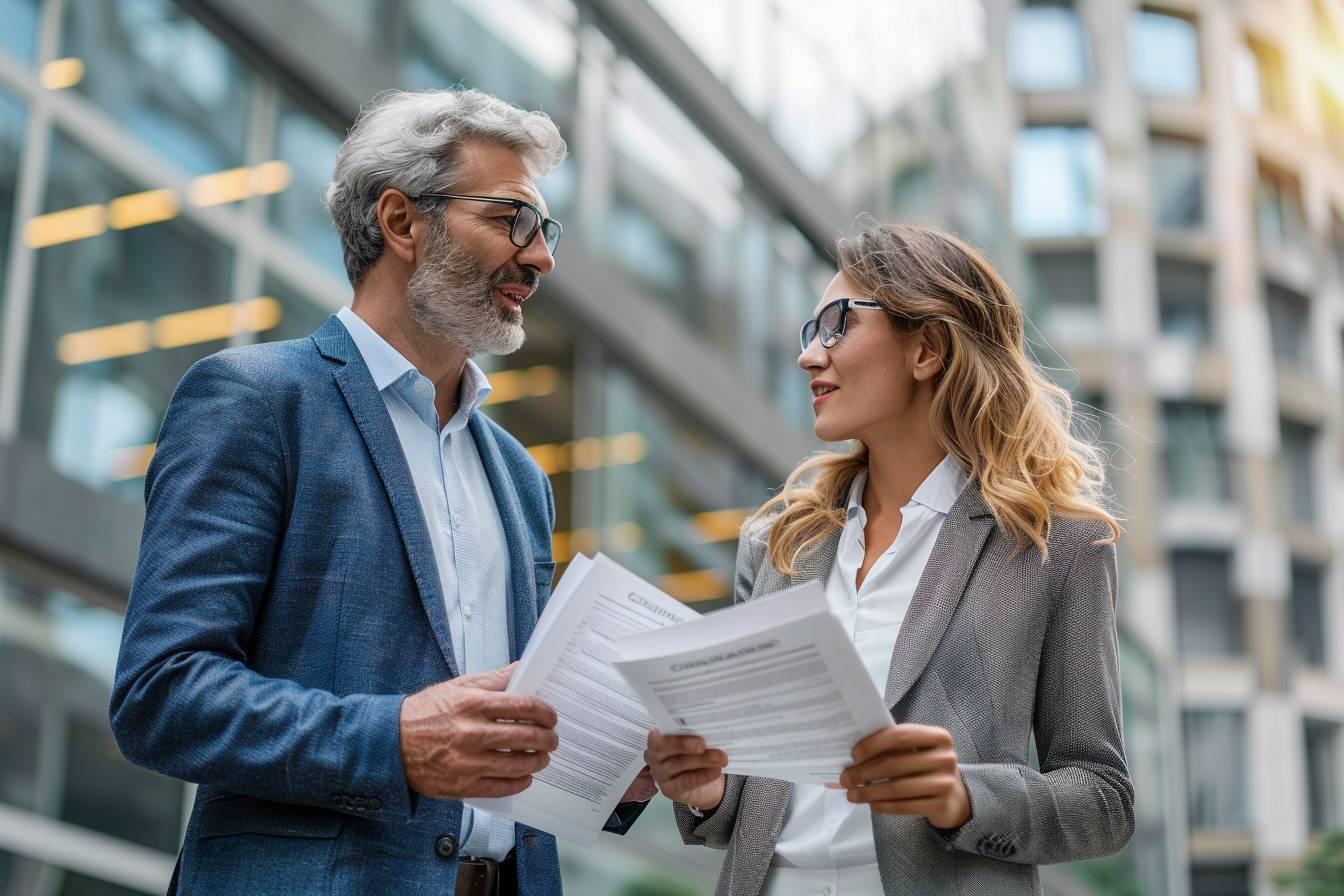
[414,380,427,394]
[452,512,464,528]
[463,605,473,619]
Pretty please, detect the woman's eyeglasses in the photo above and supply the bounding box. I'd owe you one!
[799,297,886,352]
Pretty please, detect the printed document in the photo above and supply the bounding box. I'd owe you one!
[611,581,893,786]
[467,554,699,845]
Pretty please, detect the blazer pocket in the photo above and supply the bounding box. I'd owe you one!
[195,793,344,840]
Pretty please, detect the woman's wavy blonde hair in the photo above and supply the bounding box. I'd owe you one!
[754,223,1120,575]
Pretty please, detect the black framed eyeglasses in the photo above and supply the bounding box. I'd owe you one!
[799,297,885,351]
[406,192,562,254]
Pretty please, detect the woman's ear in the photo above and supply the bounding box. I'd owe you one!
[911,325,948,382]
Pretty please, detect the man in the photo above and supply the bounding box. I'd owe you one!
[110,88,650,896]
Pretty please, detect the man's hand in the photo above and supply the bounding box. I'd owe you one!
[839,723,971,830]
[620,766,659,803]
[399,663,559,800]
[644,728,727,812]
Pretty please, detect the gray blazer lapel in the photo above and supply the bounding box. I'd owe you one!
[882,482,996,708]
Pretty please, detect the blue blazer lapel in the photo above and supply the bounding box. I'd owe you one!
[313,317,459,677]
[468,413,538,660]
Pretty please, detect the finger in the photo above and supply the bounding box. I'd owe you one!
[477,693,559,728]
[846,772,952,804]
[460,748,552,778]
[851,724,952,764]
[464,775,535,799]
[841,747,955,788]
[645,733,710,761]
[653,751,727,780]
[866,797,949,817]
[453,664,516,692]
[665,767,724,798]
[479,721,561,753]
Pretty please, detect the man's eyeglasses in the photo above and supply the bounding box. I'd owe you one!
[406,192,562,254]
[799,297,886,352]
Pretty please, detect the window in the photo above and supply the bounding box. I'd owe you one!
[1264,281,1312,367]
[270,96,345,279]
[1150,136,1204,229]
[1131,10,1201,98]
[60,0,253,175]
[1256,164,1308,254]
[1183,710,1250,829]
[1234,37,1289,116]
[1304,719,1343,833]
[1008,1,1090,92]
[1012,127,1107,238]
[1157,258,1212,343]
[1278,421,1317,525]
[18,131,236,498]
[1171,550,1241,658]
[1161,402,1230,502]
[1290,561,1327,668]
[0,0,39,64]
[1190,863,1252,896]
[1028,250,1101,341]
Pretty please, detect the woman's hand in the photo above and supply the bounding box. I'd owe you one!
[839,723,971,830]
[644,727,728,811]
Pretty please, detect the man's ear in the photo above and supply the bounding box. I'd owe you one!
[376,189,419,266]
[912,324,948,383]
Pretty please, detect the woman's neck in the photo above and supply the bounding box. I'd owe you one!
[860,422,947,519]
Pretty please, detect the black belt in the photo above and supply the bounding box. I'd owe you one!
[455,851,516,896]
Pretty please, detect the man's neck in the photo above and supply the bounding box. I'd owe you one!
[349,288,469,427]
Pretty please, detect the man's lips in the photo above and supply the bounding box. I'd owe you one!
[493,284,532,311]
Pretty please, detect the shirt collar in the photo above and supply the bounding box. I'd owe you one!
[336,307,494,428]
[845,455,968,521]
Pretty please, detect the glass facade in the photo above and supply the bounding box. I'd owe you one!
[1150,136,1204,230]
[1162,402,1231,503]
[1256,164,1308,255]
[1183,710,1250,830]
[1172,549,1241,658]
[1290,560,1327,669]
[1304,719,1343,833]
[1265,281,1312,368]
[1008,1,1089,92]
[1012,126,1106,239]
[1277,420,1317,526]
[1157,258,1212,343]
[1131,10,1202,98]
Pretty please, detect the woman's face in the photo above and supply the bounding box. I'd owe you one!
[798,271,928,444]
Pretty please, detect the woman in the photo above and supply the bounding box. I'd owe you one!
[644,223,1133,895]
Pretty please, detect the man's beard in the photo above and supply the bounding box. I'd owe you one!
[406,226,533,357]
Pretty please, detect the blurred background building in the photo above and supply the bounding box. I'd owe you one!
[0,1,1338,895]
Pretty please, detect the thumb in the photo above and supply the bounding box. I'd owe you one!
[454,662,517,692]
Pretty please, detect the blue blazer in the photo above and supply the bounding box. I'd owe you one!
[111,316,631,894]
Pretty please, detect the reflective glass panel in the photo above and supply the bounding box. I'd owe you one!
[1009,5,1090,92]
[1183,710,1249,829]
[0,89,23,340]
[0,0,39,64]
[19,131,235,498]
[1131,11,1202,98]
[61,0,253,175]
[1150,136,1204,229]
[1304,719,1343,832]
[1290,561,1327,668]
[1277,420,1316,525]
[1265,281,1311,366]
[1028,250,1101,342]
[270,97,345,279]
[1171,549,1240,657]
[1012,127,1106,238]
[1162,402,1230,502]
[1157,258,1212,343]
[1256,165,1308,254]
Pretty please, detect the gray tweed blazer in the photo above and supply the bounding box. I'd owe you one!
[674,480,1134,895]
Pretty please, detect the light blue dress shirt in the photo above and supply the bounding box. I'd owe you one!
[337,307,516,860]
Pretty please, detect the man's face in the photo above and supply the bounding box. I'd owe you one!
[406,141,556,356]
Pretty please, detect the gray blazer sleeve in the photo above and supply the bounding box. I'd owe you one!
[942,529,1135,863]
[672,523,768,848]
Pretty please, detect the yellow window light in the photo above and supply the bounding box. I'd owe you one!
[188,167,255,207]
[569,436,604,470]
[528,442,568,475]
[24,204,106,248]
[691,508,751,543]
[527,433,649,475]
[250,161,292,195]
[40,57,84,90]
[484,364,560,406]
[56,320,153,365]
[153,297,282,349]
[606,432,648,465]
[107,189,179,230]
[109,442,157,481]
[657,569,728,603]
[552,523,644,562]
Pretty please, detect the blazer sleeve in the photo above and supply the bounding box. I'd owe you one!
[941,528,1136,863]
[108,355,415,821]
[672,521,769,847]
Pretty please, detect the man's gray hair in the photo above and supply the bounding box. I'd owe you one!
[324,88,567,286]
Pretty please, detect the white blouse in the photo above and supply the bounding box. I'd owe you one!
[765,456,967,896]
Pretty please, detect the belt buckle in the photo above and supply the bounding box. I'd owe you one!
[455,856,500,896]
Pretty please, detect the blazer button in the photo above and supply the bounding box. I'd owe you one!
[368,798,382,811]
[435,834,458,859]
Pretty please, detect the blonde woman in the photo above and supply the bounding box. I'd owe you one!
[644,223,1133,895]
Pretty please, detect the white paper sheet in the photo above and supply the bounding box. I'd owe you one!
[611,581,893,786]
[466,554,699,845]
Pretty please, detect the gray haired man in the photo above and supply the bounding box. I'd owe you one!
[111,89,652,896]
